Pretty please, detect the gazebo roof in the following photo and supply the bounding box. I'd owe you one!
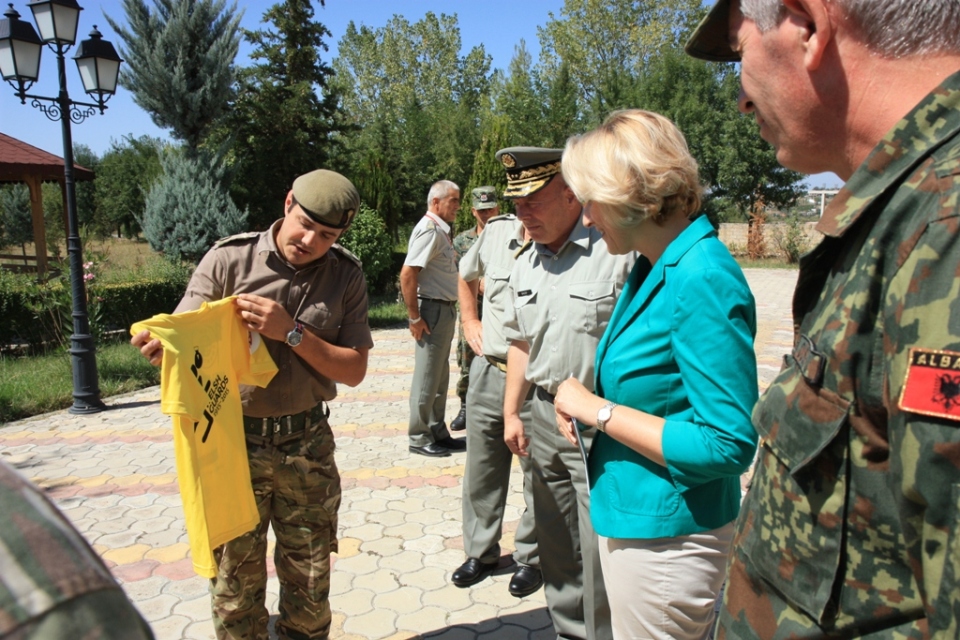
[0,132,95,182]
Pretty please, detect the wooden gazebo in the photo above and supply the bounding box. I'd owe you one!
[0,132,95,274]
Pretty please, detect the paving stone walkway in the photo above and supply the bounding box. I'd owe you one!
[0,268,797,640]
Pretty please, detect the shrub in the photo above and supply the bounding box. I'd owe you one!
[142,147,247,262]
[338,204,395,295]
[771,216,811,264]
[0,263,191,351]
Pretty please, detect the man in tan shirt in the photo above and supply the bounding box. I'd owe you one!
[132,169,372,640]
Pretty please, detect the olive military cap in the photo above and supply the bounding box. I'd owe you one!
[291,169,360,229]
[685,0,740,62]
[495,147,563,199]
[471,186,498,210]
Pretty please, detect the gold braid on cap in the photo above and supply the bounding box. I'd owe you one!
[508,161,561,184]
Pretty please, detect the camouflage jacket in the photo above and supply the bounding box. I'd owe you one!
[453,227,480,265]
[0,460,154,639]
[718,71,960,639]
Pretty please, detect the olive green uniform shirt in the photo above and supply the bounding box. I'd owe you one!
[404,213,458,301]
[175,220,373,418]
[503,217,635,395]
[718,69,960,639]
[459,215,525,361]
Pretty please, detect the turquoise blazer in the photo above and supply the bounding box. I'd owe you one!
[589,215,759,539]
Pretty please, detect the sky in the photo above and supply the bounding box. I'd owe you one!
[0,0,842,188]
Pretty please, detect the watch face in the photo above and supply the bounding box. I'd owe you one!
[286,328,303,347]
[598,408,612,422]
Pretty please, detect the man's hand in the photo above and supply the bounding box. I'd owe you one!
[504,414,530,457]
[130,330,163,367]
[409,317,431,341]
[236,293,294,342]
[462,318,483,356]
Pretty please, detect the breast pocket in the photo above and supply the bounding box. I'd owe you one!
[737,361,850,625]
[299,303,338,343]
[568,281,618,337]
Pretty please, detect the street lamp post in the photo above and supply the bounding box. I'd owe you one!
[0,0,121,414]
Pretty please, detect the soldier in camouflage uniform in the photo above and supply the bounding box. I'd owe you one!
[450,186,501,431]
[686,1,960,637]
[0,459,155,639]
[132,170,372,640]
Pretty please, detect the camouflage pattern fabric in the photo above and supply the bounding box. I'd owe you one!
[0,460,155,640]
[210,417,340,640]
[453,227,481,402]
[717,71,960,639]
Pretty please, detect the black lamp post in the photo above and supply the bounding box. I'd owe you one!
[0,0,122,414]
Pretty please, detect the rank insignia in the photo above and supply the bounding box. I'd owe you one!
[898,347,960,421]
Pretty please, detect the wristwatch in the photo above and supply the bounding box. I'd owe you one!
[596,402,618,432]
[285,321,304,348]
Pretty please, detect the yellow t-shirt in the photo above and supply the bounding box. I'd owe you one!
[131,297,277,577]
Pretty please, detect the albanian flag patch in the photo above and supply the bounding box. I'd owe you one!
[898,348,960,421]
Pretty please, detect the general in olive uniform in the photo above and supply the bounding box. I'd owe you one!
[687,1,960,637]
[132,169,372,640]
[500,148,635,640]
[453,211,542,597]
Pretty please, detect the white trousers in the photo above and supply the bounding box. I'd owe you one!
[598,521,734,640]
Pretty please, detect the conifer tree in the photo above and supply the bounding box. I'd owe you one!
[141,148,247,262]
[106,0,242,151]
[218,0,346,229]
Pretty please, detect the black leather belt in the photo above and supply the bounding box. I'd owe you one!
[242,403,329,446]
[535,386,555,403]
[418,297,456,306]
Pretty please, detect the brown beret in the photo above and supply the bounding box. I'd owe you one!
[291,169,360,229]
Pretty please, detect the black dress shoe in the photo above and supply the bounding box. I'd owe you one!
[508,565,543,597]
[452,558,499,587]
[435,436,466,451]
[450,404,467,431]
[409,443,451,457]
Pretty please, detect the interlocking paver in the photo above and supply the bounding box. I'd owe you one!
[0,268,796,639]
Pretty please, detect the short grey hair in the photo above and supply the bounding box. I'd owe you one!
[740,0,960,58]
[427,180,460,207]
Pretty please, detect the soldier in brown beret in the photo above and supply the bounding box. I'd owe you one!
[131,168,373,640]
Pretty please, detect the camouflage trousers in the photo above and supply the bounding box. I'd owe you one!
[209,416,341,640]
[455,297,482,402]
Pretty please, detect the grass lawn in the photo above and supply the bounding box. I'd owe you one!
[0,339,160,425]
[0,296,408,426]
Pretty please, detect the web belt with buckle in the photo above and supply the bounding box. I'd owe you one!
[242,403,329,446]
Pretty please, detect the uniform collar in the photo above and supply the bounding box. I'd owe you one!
[818,69,960,238]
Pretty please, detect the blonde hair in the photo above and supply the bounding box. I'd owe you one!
[562,110,702,228]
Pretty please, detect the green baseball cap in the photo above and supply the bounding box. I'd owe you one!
[471,186,498,210]
[685,0,740,62]
[291,169,360,229]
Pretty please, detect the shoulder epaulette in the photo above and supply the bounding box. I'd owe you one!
[331,243,362,267]
[486,214,517,225]
[213,231,259,248]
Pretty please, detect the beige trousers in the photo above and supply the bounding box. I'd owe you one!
[598,521,734,640]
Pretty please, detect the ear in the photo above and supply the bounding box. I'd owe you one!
[284,190,295,214]
[783,0,833,71]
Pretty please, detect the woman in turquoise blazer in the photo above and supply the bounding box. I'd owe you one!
[556,110,759,640]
